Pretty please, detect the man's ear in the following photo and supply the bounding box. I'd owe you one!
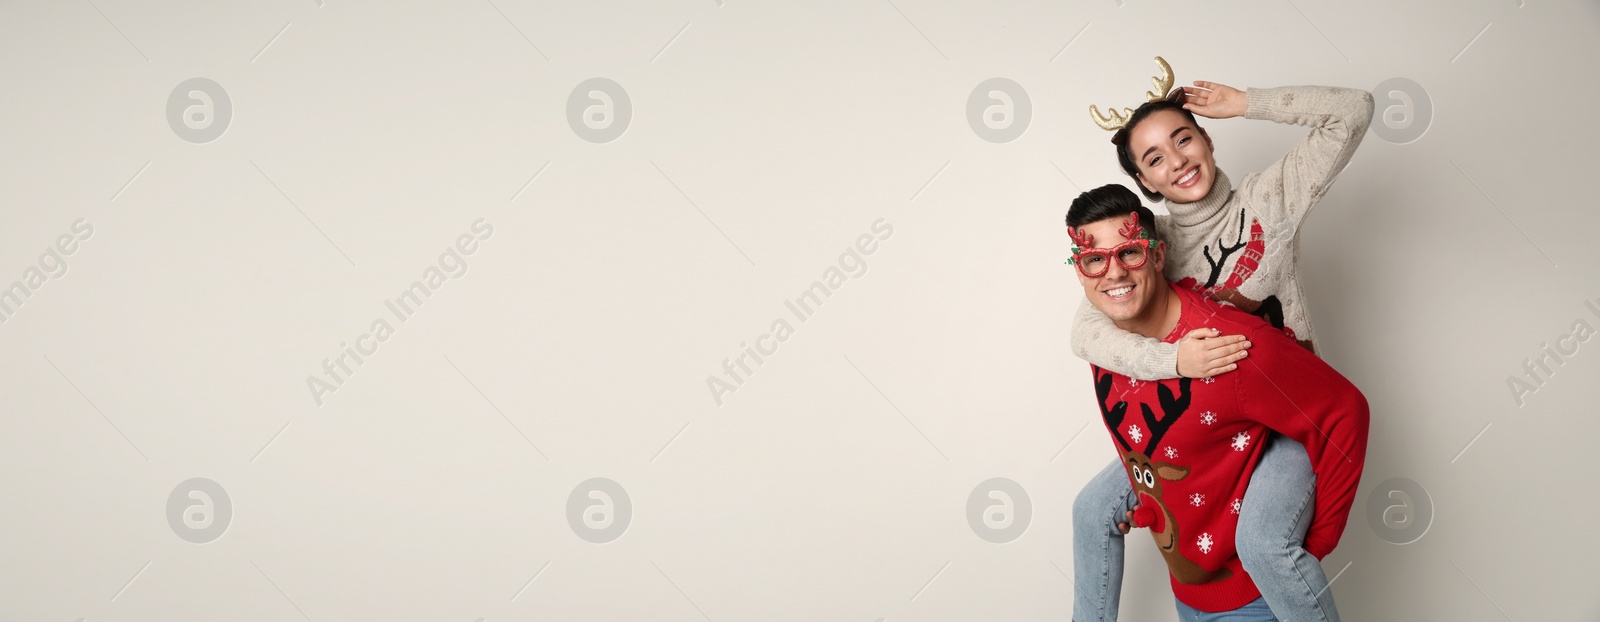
[1151,240,1167,272]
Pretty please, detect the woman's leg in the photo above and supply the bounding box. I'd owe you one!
[1072,457,1138,622]
[1235,434,1340,621]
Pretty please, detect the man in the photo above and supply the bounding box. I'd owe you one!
[1066,184,1369,620]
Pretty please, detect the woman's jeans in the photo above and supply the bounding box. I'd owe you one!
[1071,434,1340,622]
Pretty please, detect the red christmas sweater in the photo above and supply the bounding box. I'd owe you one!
[1089,283,1369,612]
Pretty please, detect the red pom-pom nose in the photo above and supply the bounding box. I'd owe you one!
[1134,493,1165,532]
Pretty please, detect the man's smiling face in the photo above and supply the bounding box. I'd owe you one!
[1074,215,1167,326]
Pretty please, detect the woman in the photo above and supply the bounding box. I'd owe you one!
[1071,73,1373,622]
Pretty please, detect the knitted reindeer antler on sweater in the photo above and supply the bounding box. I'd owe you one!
[1138,378,1192,455]
[1094,369,1133,453]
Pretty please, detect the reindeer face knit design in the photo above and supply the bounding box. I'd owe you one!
[1090,283,1371,613]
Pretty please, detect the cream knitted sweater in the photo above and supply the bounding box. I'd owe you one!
[1071,85,1375,379]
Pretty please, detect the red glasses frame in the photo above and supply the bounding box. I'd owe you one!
[1066,212,1159,278]
[1071,240,1154,277]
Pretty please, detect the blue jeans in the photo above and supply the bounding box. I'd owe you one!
[1176,596,1276,621]
[1071,433,1339,622]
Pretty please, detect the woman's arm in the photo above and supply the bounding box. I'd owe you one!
[1239,85,1374,230]
[1071,296,1250,381]
[1071,297,1176,379]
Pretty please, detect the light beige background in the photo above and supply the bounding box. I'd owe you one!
[1,0,1596,620]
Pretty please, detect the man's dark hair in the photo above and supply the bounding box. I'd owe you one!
[1065,184,1159,242]
[1110,99,1207,201]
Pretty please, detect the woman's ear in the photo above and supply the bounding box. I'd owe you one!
[1201,128,1215,153]
[1136,174,1157,194]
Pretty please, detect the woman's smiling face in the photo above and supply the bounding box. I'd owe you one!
[1129,108,1217,203]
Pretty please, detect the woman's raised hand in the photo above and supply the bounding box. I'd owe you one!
[1180,81,1247,120]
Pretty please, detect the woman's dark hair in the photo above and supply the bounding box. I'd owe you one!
[1065,184,1159,242]
[1111,99,1206,201]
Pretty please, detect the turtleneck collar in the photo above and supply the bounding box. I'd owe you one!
[1164,168,1233,227]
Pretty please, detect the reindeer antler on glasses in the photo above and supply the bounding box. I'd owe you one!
[1089,56,1176,131]
[1117,212,1154,248]
[1065,225,1095,265]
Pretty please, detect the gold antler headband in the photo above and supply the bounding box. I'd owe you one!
[1089,56,1176,131]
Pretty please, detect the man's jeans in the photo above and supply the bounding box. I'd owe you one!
[1176,596,1277,621]
[1071,434,1340,622]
